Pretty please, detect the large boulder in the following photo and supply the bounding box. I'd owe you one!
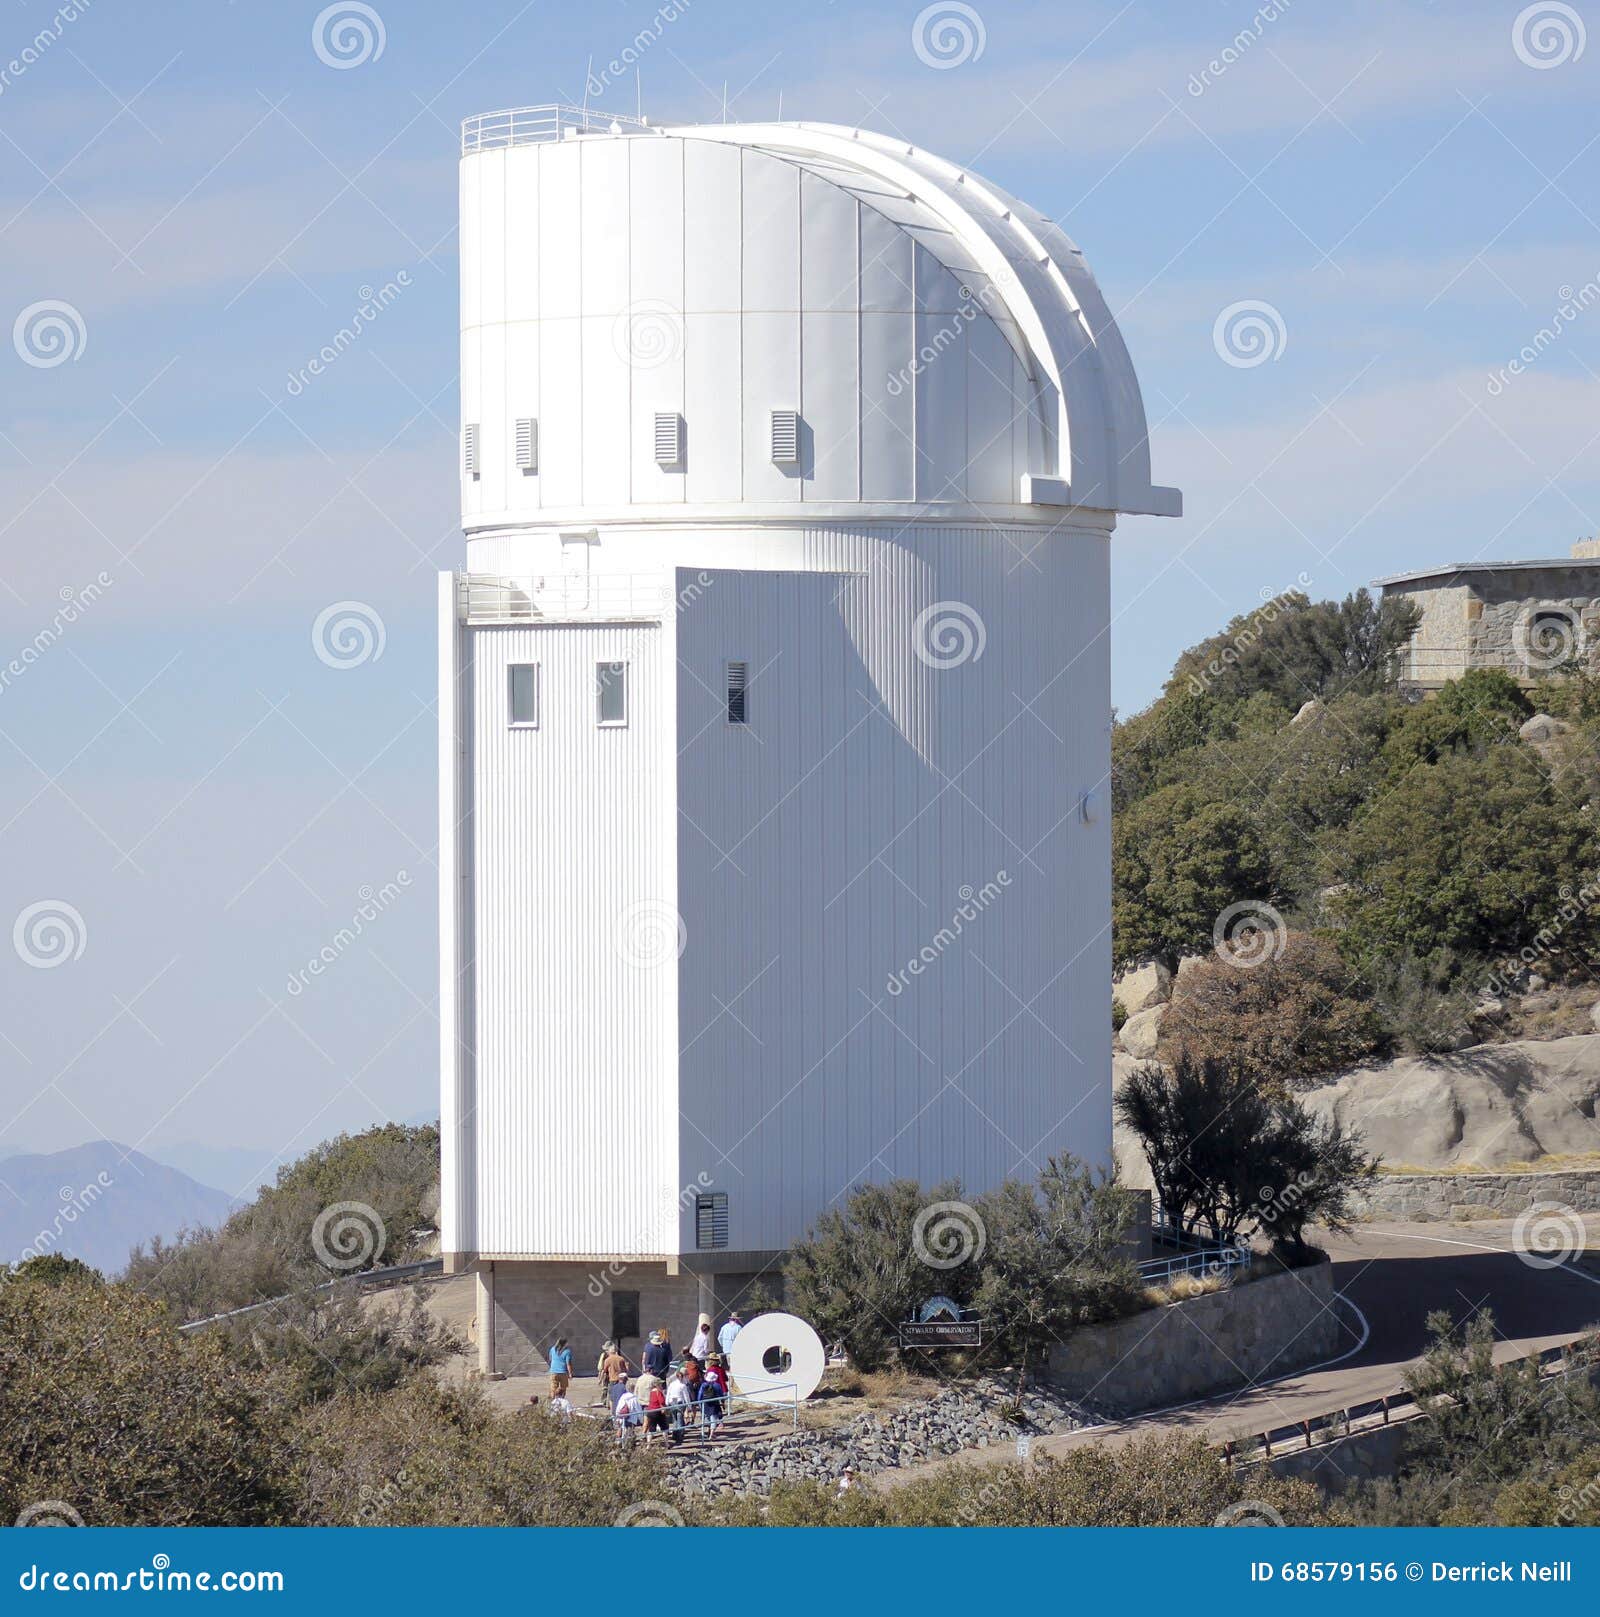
[1300,1035,1600,1169]
[1113,959,1171,1014]
[1120,1004,1166,1060]
[1519,712,1570,744]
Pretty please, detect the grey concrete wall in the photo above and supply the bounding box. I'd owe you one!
[485,1260,774,1376]
[1350,1168,1600,1222]
[1047,1260,1340,1413]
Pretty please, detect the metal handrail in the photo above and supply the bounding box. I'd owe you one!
[462,105,651,155]
[1138,1246,1250,1286]
[177,1257,444,1334]
[457,571,667,624]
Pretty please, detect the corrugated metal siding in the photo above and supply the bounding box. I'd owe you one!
[465,619,677,1257]
[669,523,1111,1255]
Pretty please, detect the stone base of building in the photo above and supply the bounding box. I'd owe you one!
[474,1256,785,1378]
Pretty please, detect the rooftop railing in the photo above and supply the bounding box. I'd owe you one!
[462,104,652,155]
[457,571,667,624]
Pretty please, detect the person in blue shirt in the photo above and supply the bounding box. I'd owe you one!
[642,1329,671,1378]
[547,1337,573,1402]
[717,1312,743,1357]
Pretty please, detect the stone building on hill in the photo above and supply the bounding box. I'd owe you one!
[1375,538,1600,696]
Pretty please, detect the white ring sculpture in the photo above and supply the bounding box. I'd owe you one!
[726,1311,825,1404]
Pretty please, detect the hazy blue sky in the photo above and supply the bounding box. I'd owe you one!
[2,0,1598,1186]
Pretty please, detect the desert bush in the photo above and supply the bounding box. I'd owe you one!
[1360,945,1481,1055]
[704,1432,1327,1526]
[288,1375,669,1526]
[0,1274,284,1526]
[125,1122,440,1317]
[1159,931,1384,1092]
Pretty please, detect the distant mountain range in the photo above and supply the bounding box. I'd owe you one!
[0,1142,235,1277]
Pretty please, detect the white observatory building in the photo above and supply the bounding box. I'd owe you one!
[438,106,1179,1374]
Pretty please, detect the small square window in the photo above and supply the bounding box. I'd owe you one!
[596,661,628,727]
[508,664,539,727]
[726,660,749,725]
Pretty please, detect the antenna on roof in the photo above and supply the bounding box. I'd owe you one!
[778,91,784,121]
[722,82,728,123]
[636,68,642,123]
[583,57,593,119]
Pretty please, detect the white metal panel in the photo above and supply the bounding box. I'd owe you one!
[685,312,741,502]
[477,149,507,329]
[537,318,581,507]
[913,242,964,315]
[503,148,539,324]
[741,311,801,504]
[580,138,630,317]
[479,303,508,512]
[537,143,582,320]
[683,139,741,313]
[467,619,676,1257]
[965,306,1015,504]
[581,316,630,504]
[915,310,970,503]
[859,203,913,313]
[801,171,856,312]
[859,311,914,501]
[629,138,684,311]
[740,148,799,313]
[630,332,686,503]
[504,321,540,492]
[801,312,857,501]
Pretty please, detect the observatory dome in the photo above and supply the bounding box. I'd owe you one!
[457,107,1179,533]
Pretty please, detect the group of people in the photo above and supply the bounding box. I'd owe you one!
[567,1311,745,1446]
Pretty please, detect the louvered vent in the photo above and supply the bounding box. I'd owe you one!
[726,660,749,726]
[695,1192,729,1250]
[653,411,683,466]
[514,417,537,473]
[770,409,800,464]
[463,422,480,479]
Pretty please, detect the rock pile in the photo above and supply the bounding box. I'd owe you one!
[665,1374,1095,1497]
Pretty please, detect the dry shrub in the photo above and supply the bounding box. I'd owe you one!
[1160,931,1383,1094]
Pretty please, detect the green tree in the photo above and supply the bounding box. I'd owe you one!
[783,1178,976,1371]
[1113,782,1277,970]
[1330,747,1600,970]
[969,1157,1143,1377]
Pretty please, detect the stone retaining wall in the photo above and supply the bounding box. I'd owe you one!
[1046,1260,1340,1412]
[1350,1168,1600,1222]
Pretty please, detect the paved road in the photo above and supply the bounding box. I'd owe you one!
[883,1215,1600,1483]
